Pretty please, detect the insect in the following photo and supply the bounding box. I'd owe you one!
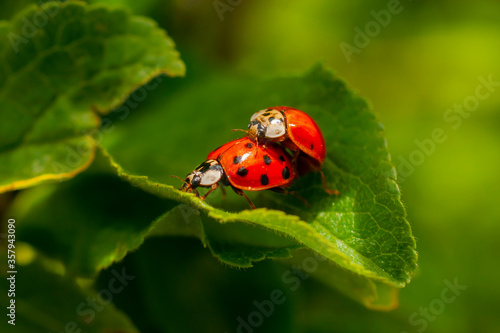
[245,106,339,195]
[175,137,297,209]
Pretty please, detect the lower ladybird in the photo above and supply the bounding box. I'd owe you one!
[174,137,298,209]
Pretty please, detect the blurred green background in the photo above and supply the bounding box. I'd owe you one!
[2,0,500,332]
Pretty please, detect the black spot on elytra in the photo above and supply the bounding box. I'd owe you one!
[279,155,286,162]
[263,112,271,116]
[233,156,242,164]
[310,144,314,150]
[246,143,253,148]
[263,155,271,165]
[260,174,269,186]
[282,167,290,180]
[236,167,248,177]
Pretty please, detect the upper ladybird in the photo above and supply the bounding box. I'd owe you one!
[247,106,326,168]
[247,106,339,195]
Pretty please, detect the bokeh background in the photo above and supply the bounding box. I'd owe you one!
[2,0,500,332]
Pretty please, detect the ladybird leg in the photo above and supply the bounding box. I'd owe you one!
[192,188,200,197]
[220,186,227,199]
[271,187,310,207]
[201,183,219,201]
[281,139,298,150]
[320,171,340,195]
[291,149,300,163]
[232,129,248,134]
[232,187,256,209]
[252,136,259,157]
[280,140,300,163]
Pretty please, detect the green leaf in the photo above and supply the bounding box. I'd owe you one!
[95,237,296,333]
[0,256,138,333]
[102,64,417,288]
[0,0,184,193]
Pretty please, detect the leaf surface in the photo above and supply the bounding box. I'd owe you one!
[101,64,417,288]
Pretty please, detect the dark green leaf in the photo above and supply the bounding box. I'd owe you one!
[95,237,296,333]
[0,257,138,333]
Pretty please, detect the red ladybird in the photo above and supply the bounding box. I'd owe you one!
[246,106,339,195]
[177,137,297,209]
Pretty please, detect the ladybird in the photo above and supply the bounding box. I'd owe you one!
[246,106,339,195]
[176,137,297,209]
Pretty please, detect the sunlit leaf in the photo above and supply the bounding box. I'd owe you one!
[0,0,184,193]
[102,64,417,288]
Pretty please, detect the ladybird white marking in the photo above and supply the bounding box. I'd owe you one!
[199,168,222,186]
[240,152,252,162]
[265,118,286,138]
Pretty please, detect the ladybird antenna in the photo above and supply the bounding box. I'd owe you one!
[232,129,248,134]
[170,175,189,186]
[171,175,191,191]
[170,175,185,182]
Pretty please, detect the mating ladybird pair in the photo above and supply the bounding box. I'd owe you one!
[175,106,339,209]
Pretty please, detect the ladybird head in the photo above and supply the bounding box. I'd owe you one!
[247,108,286,141]
[181,159,225,190]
